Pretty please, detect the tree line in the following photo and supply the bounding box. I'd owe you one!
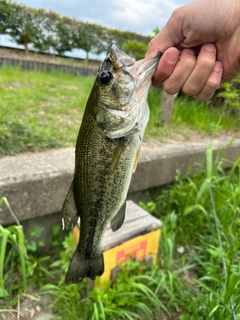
[0,0,154,62]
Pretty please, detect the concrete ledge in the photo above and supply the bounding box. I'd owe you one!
[1,137,240,225]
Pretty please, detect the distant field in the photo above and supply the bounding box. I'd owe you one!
[0,66,95,155]
[0,65,240,157]
[0,46,100,69]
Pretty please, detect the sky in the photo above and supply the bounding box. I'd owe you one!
[0,0,191,58]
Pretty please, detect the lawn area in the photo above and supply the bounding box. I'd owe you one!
[0,65,94,156]
[0,65,240,157]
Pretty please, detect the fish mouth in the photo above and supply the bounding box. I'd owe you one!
[108,44,136,70]
[108,44,160,83]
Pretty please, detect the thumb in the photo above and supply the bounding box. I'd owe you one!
[145,12,185,59]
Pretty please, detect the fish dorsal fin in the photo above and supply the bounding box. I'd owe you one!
[110,201,126,232]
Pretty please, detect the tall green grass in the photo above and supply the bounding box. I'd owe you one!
[145,91,240,140]
[140,151,240,319]
[0,198,27,301]
[172,96,240,135]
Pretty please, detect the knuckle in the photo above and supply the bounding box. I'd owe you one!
[195,91,215,102]
[195,80,219,102]
[198,57,215,69]
[163,82,179,95]
[182,84,199,96]
[206,77,221,90]
[171,7,182,20]
[184,58,196,70]
[195,94,210,102]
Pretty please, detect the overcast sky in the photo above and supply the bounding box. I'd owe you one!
[12,0,190,35]
[0,0,191,58]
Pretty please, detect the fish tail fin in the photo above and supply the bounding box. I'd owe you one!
[65,250,104,284]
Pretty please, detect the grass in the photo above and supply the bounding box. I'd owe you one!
[146,88,240,140]
[139,151,240,319]
[172,96,240,135]
[0,65,94,156]
[0,66,240,157]
[1,151,240,319]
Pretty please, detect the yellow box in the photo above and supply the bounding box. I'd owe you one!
[101,229,161,281]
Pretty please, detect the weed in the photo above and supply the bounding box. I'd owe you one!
[172,95,240,135]
[140,151,240,319]
[41,260,164,320]
[0,197,69,309]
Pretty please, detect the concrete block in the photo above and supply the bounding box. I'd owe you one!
[130,138,240,192]
[1,138,240,225]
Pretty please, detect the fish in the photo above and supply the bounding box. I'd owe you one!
[61,44,160,284]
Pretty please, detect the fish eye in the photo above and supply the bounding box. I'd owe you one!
[99,70,112,85]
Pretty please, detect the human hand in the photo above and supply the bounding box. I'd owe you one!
[146,0,240,101]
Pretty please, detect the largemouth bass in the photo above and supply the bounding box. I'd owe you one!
[61,45,160,284]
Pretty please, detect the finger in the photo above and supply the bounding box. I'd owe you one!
[194,61,223,102]
[182,43,217,96]
[152,47,180,87]
[145,9,185,59]
[163,48,196,94]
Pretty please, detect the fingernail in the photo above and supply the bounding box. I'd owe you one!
[214,61,222,72]
[204,43,216,52]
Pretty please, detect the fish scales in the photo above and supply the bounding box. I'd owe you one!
[61,45,160,283]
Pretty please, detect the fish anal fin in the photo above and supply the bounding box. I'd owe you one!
[110,201,126,232]
[61,181,79,230]
[65,250,104,284]
[132,146,141,173]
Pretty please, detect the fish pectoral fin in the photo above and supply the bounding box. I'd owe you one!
[132,146,141,173]
[110,138,127,174]
[110,201,126,232]
[61,181,79,230]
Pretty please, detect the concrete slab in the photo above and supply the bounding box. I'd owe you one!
[1,137,240,225]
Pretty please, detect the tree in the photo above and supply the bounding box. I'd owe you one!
[0,0,13,34]
[122,40,148,60]
[102,28,150,54]
[72,22,105,64]
[34,11,75,56]
[153,27,161,36]
[102,28,124,52]
[8,4,43,55]
[0,1,153,60]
